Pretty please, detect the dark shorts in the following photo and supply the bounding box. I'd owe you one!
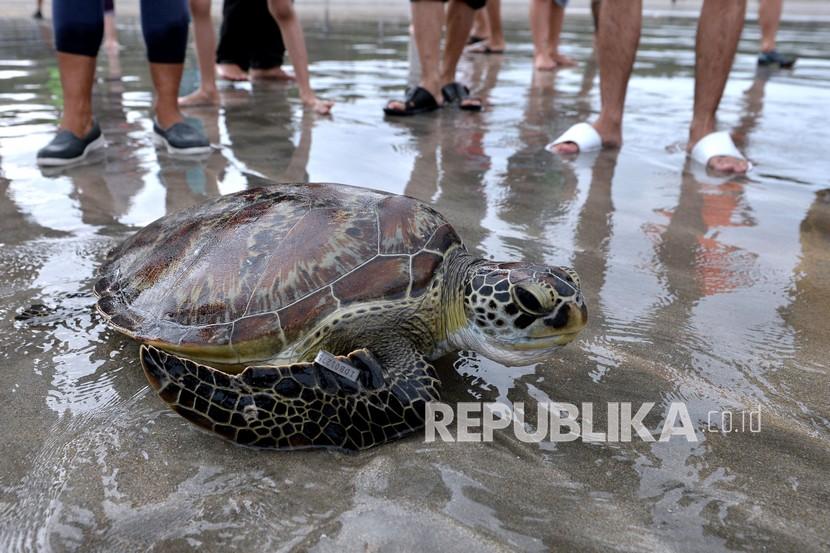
[410,0,487,11]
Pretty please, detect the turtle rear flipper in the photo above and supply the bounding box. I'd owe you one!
[139,344,440,451]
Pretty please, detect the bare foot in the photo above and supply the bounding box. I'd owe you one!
[250,67,296,81]
[534,53,557,71]
[551,52,577,67]
[303,96,335,115]
[178,88,219,107]
[216,63,249,81]
[549,121,621,155]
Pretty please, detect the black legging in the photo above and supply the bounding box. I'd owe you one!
[53,0,189,64]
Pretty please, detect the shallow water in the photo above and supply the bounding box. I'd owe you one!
[1,15,829,553]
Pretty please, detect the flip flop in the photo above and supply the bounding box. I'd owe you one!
[690,131,752,171]
[441,82,483,112]
[466,43,505,55]
[467,35,487,46]
[383,86,441,117]
[545,122,602,154]
[757,50,797,68]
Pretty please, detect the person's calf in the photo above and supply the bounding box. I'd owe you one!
[149,63,187,129]
[440,0,477,84]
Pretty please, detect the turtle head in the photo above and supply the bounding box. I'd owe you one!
[451,262,587,366]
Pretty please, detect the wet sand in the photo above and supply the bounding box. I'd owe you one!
[1,16,829,553]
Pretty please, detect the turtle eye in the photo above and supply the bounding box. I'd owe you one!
[512,285,551,316]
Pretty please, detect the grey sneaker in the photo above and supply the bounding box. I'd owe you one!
[153,119,211,155]
[37,122,105,166]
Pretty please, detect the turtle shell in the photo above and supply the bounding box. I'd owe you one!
[95,183,463,364]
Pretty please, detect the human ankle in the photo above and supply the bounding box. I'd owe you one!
[688,119,715,145]
[155,106,183,129]
[61,111,93,137]
[420,78,442,98]
[594,116,622,142]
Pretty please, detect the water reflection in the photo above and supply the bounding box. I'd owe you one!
[0,15,829,553]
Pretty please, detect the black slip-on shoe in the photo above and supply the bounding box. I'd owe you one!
[36,122,105,166]
[153,119,211,155]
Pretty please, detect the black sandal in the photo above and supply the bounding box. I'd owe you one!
[383,86,441,116]
[441,82,483,112]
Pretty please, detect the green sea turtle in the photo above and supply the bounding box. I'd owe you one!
[94,183,587,451]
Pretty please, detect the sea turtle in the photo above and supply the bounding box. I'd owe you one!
[95,183,587,451]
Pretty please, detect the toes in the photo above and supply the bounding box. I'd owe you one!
[547,141,580,155]
[709,156,749,174]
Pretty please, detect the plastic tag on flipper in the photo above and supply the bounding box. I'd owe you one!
[314,351,360,383]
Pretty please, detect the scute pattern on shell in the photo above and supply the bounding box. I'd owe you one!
[95,183,462,360]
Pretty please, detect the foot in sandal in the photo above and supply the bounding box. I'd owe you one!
[384,86,441,117]
[441,83,482,112]
[546,120,621,155]
[689,130,749,174]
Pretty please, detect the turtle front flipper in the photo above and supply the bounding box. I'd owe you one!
[139,344,441,451]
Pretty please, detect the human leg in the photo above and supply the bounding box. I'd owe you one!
[249,0,293,80]
[267,0,333,114]
[470,9,489,43]
[441,0,481,109]
[757,0,796,67]
[385,0,444,113]
[688,0,748,173]
[547,0,575,66]
[216,0,251,80]
[51,0,105,136]
[530,0,554,70]
[37,0,105,164]
[760,0,782,52]
[467,0,504,53]
[179,0,220,106]
[141,0,210,152]
[485,0,505,51]
[104,0,118,48]
[550,0,641,154]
